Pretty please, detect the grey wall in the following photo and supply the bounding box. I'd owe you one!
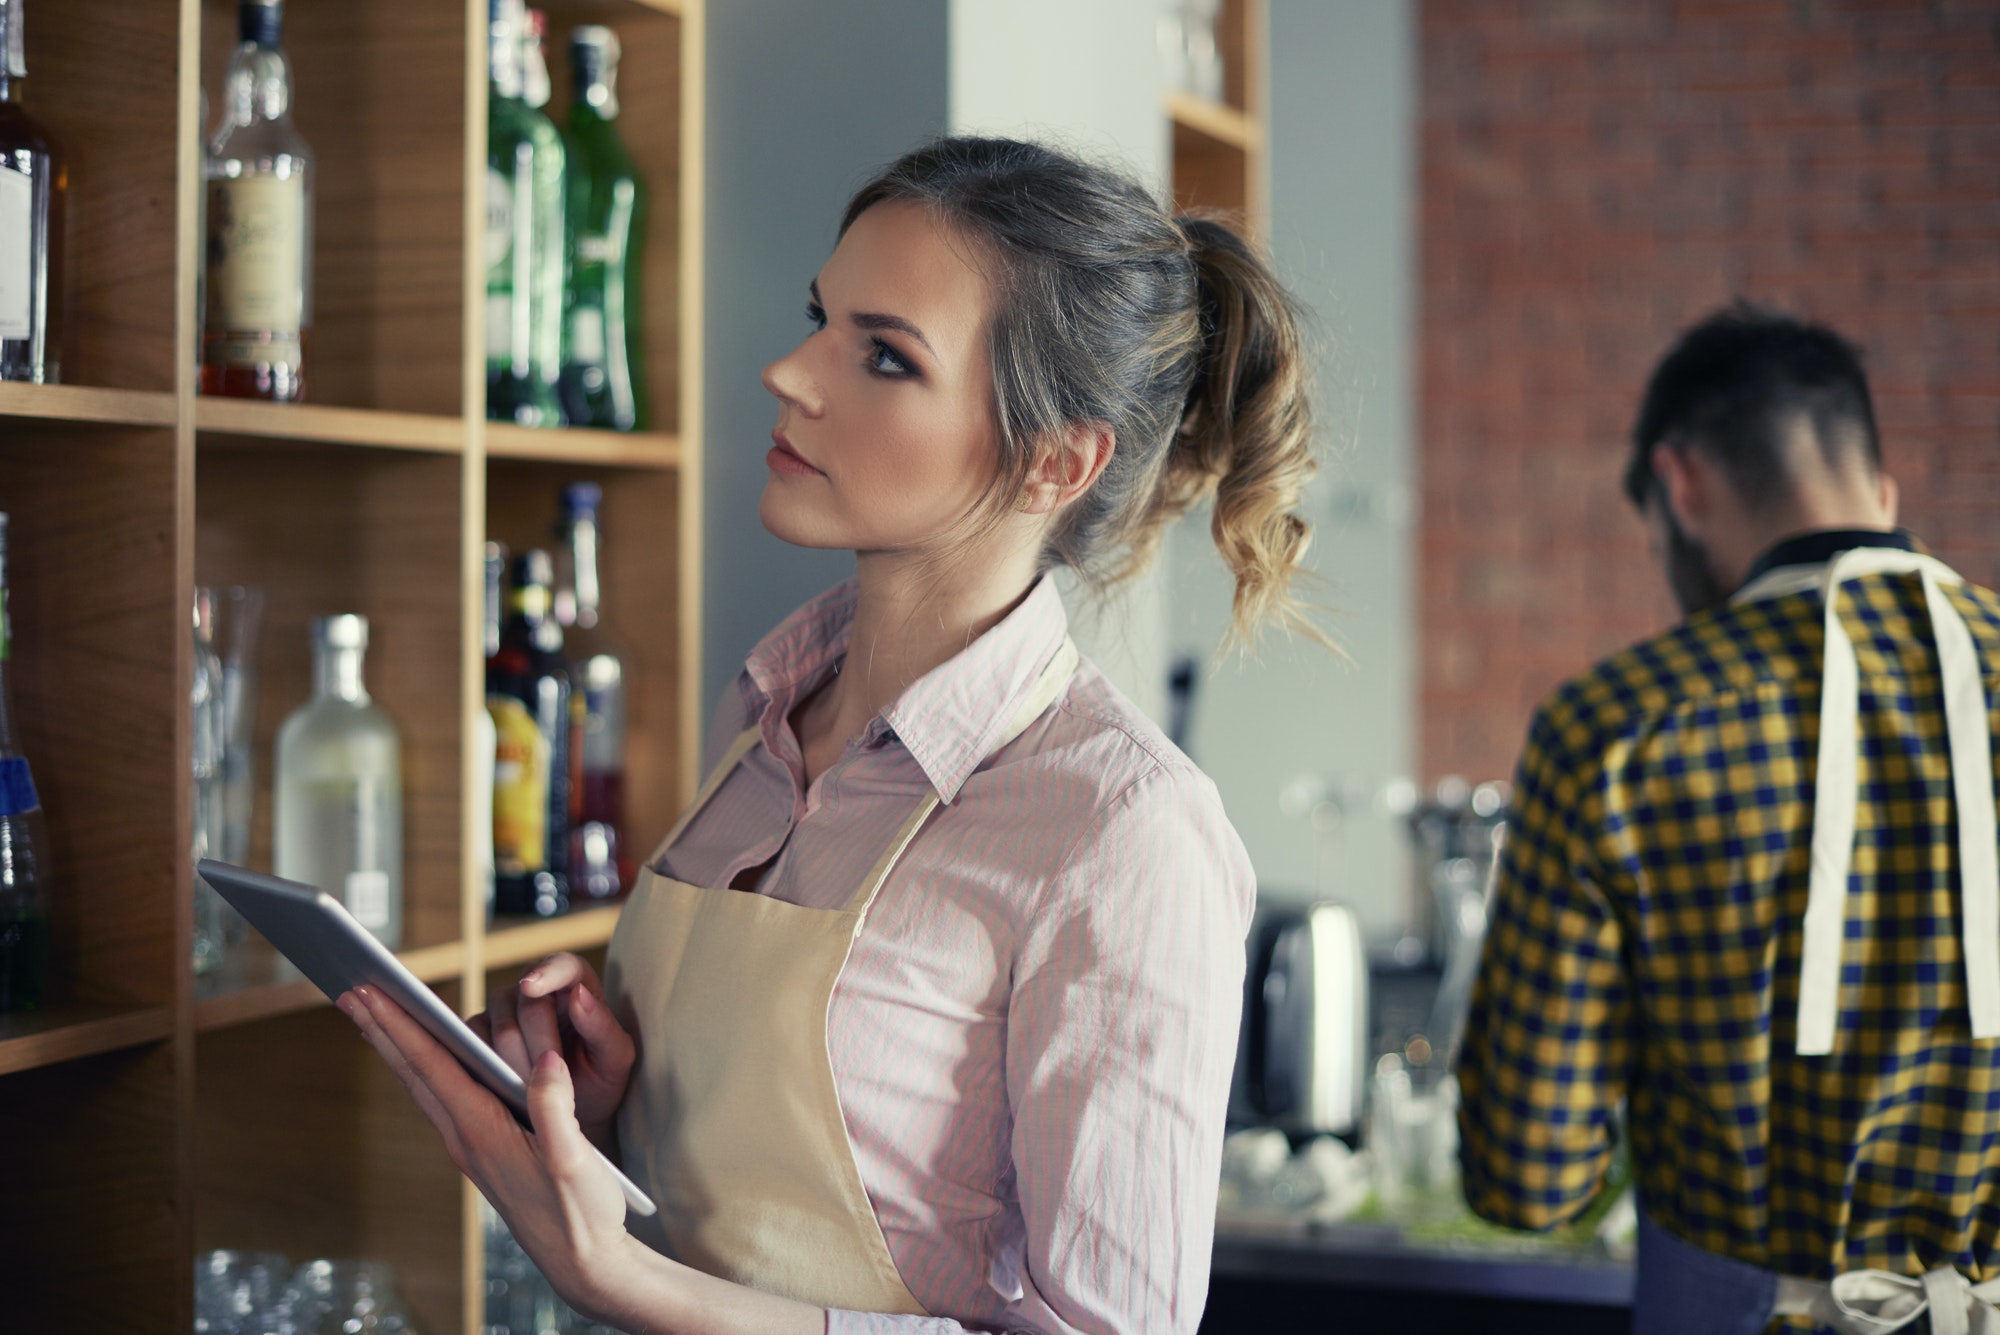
[701,2,950,711]
[1167,0,1418,938]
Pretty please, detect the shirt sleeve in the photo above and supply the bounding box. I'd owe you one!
[1456,704,1635,1232]
[824,764,1255,1335]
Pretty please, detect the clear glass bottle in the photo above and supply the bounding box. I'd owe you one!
[0,514,52,1011]
[0,0,67,384]
[476,542,504,920]
[275,615,403,947]
[554,484,628,899]
[487,550,570,917]
[204,0,313,402]
[485,0,566,427]
[521,8,552,112]
[190,588,228,975]
[558,26,647,432]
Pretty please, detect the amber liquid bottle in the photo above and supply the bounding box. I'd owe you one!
[204,0,313,401]
[0,0,67,385]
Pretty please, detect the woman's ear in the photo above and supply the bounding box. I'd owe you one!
[1021,422,1116,515]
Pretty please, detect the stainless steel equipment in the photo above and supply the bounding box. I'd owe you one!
[1230,901,1371,1136]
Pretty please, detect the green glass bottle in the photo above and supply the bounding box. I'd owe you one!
[485,0,565,427]
[558,26,647,432]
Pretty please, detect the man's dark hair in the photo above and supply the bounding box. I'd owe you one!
[1624,303,1882,510]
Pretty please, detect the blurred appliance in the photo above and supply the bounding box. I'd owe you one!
[1399,780,1509,1068]
[1230,901,1370,1136]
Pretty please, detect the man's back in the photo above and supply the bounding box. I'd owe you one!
[1459,566,2000,1280]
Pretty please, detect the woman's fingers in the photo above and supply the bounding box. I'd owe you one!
[565,981,635,1071]
[517,986,564,1066]
[486,979,532,1079]
[526,1049,595,1179]
[519,952,599,1001]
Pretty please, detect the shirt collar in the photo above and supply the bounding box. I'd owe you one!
[1741,528,1917,587]
[736,575,1071,804]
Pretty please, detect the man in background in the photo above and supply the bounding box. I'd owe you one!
[1456,306,2000,1334]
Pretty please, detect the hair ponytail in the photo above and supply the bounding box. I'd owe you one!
[1156,216,1318,648]
[843,137,1325,651]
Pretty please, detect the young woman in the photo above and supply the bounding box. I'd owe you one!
[340,136,1318,1334]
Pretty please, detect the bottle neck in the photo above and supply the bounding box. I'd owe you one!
[222,42,294,128]
[313,645,369,703]
[568,514,601,629]
[490,19,524,101]
[1,0,27,105]
[0,541,16,755]
[572,44,620,120]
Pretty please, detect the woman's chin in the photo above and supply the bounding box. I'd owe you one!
[758,485,847,550]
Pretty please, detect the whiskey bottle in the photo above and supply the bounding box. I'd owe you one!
[554,484,628,899]
[205,0,314,402]
[0,0,66,384]
[485,0,565,427]
[275,616,404,948]
[488,550,571,917]
[0,514,52,1011]
[558,26,648,432]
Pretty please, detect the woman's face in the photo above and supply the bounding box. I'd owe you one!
[759,200,1002,555]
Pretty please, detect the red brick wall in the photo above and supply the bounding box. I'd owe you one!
[1420,0,2000,785]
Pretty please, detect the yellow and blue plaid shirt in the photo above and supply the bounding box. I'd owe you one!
[1458,530,2000,1292]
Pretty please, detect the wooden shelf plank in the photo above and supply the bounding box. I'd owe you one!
[195,398,466,454]
[485,423,683,470]
[1166,91,1260,151]
[194,936,468,1033]
[482,906,624,971]
[0,382,177,427]
[0,1002,175,1076]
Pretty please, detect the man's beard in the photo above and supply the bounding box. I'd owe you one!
[1662,509,1732,616]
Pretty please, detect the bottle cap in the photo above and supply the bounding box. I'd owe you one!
[0,756,41,817]
[561,482,603,515]
[312,614,369,651]
[570,27,621,113]
[239,0,283,48]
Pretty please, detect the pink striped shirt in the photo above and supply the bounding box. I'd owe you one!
[653,576,1253,1334]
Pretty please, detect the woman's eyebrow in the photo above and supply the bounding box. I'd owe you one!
[810,279,935,354]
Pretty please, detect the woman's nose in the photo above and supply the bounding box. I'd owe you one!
[761,342,823,417]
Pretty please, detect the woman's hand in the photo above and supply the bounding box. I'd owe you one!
[336,985,637,1321]
[471,952,634,1150]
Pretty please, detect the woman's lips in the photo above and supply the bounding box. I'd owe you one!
[767,432,824,477]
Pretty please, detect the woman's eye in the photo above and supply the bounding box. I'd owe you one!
[804,301,826,330]
[868,339,915,377]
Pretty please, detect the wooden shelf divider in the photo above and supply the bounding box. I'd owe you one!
[1166,91,1260,152]
[0,1003,176,1077]
[0,381,178,427]
[485,422,683,470]
[195,399,466,454]
[483,905,624,972]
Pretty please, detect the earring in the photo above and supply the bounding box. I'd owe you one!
[1017,493,1035,512]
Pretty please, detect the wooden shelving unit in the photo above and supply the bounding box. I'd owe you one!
[1167,0,1269,239]
[0,0,703,1329]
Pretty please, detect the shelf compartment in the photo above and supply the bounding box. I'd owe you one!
[193,933,468,1033]
[200,0,466,416]
[485,422,681,470]
[484,904,623,970]
[1166,92,1259,152]
[196,1003,465,1334]
[0,382,178,426]
[196,444,467,952]
[196,399,465,453]
[0,1002,175,1076]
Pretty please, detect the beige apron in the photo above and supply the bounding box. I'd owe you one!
[603,637,1078,1315]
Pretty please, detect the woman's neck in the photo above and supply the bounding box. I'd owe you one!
[799,539,1041,767]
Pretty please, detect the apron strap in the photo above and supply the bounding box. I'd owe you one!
[1743,549,1999,1055]
[839,637,1081,918]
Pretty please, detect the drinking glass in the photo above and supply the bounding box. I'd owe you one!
[194,1248,292,1335]
[270,1258,417,1334]
[191,587,228,975]
[217,585,265,944]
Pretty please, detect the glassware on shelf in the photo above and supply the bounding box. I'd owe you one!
[205,0,314,402]
[1156,0,1224,103]
[558,26,648,432]
[521,7,552,112]
[191,587,229,976]
[217,585,265,869]
[193,1249,292,1335]
[482,1197,616,1335]
[275,614,404,948]
[0,0,67,384]
[0,513,52,1012]
[488,549,571,918]
[196,1252,419,1335]
[554,484,628,900]
[486,0,567,428]
[476,543,504,919]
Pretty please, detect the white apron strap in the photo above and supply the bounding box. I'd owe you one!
[1738,548,1999,1054]
[840,636,1080,917]
[1774,1265,2000,1335]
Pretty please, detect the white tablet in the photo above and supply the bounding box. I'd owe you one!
[197,859,656,1217]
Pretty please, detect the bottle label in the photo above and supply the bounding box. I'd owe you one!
[489,695,550,874]
[207,175,306,338]
[0,168,31,340]
[485,292,514,366]
[346,869,391,931]
[0,757,40,818]
[568,305,606,366]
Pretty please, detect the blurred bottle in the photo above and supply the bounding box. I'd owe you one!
[476,542,504,920]
[558,25,647,432]
[0,514,51,1011]
[485,0,566,427]
[553,484,627,899]
[488,550,570,917]
[276,615,403,947]
[191,588,228,975]
[521,8,552,111]
[0,0,68,384]
[204,0,313,401]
